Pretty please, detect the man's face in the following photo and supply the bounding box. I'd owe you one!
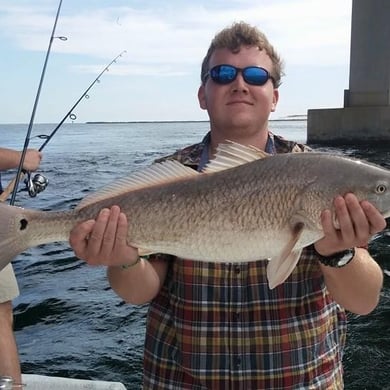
[198,45,279,135]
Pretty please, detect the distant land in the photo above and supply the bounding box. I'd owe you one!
[86,115,308,125]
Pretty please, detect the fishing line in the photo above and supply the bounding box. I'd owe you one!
[9,0,64,205]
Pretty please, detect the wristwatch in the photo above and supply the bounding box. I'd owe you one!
[314,247,356,268]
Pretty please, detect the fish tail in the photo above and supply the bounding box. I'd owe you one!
[0,203,33,270]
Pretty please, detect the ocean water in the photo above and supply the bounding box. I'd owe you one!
[0,121,389,389]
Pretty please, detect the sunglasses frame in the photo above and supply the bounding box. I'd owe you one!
[206,64,275,86]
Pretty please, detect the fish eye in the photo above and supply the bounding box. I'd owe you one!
[375,183,387,194]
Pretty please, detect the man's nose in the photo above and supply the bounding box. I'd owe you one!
[230,72,249,93]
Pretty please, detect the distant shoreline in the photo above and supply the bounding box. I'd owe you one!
[85,118,307,124]
[0,117,307,126]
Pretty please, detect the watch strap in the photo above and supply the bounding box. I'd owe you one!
[314,246,356,268]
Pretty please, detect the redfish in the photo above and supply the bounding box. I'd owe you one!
[1,143,389,288]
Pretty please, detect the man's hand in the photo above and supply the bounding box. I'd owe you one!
[69,205,139,267]
[314,193,387,256]
[23,149,42,171]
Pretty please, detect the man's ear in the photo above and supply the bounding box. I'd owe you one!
[271,89,279,112]
[198,85,207,110]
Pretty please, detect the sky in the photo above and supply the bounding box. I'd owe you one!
[0,0,353,124]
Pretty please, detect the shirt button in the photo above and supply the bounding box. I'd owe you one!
[232,312,240,321]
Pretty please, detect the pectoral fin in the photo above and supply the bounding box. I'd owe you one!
[267,249,303,289]
[266,222,304,289]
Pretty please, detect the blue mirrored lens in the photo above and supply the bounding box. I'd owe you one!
[209,65,271,86]
[242,67,268,85]
[210,65,237,84]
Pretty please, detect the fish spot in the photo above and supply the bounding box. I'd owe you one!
[20,219,28,230]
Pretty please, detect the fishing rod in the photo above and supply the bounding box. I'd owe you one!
[1,18,127,202]
[37,50,127,152]
[6,0,64,206]
[0,50,127,201]
[1,50,127,202]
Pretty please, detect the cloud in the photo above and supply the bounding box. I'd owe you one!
[0,0,353,122]
[0,0,352,75]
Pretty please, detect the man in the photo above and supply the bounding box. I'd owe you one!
[0,147,42,383]
[69,22,385,389]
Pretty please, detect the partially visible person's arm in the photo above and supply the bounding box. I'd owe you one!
[69,205,168,305]
[0,301,21,383]
[315,194,385,315]
[0,148,42,171]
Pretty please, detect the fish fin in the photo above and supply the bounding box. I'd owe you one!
[266,222,305,289]
[267,249,303,289]
[76,160,199,210]
[202,141,270,173]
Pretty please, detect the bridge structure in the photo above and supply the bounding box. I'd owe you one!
[307,0,390,144]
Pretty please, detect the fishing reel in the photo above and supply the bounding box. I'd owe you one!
[24,171,49,198]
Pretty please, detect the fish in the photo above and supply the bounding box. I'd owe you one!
[1,142,390,289]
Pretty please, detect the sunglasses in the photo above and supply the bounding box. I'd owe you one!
[206,64,275,86]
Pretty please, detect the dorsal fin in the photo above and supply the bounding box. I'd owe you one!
[202,141,270,174]
[76,159,198,210]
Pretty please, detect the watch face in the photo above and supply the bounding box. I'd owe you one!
[337,250,354,267]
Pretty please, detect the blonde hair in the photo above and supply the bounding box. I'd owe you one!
[200,21,284,87]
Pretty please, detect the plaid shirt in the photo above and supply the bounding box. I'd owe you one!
[143,132,346,389]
